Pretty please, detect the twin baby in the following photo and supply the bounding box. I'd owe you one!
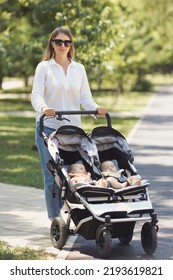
[68,161,141,190]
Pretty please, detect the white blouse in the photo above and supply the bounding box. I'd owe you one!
[31,58,98,130]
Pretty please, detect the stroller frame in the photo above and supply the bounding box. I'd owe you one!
[39,110,158,258]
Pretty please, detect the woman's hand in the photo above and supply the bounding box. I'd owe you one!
[97,107,107,115]
[42,106,55,117]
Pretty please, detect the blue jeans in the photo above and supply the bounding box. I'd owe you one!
[35,122,62,219]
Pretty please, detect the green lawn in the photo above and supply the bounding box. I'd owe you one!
[0,116,42,188]
[0,98,32,111]
[93,91,151,113]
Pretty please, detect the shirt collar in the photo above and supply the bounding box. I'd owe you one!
[49,58,76,67]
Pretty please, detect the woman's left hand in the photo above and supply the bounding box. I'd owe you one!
[97,107,107,115]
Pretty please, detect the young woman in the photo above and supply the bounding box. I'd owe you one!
[31,27,107,220]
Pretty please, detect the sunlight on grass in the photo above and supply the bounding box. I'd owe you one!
[4,140,19,145]
[6,154,38,161]
[4,166,26,173]
[93,91,151,112]
[82,116,138,137]
[0,126,34,132]
[0,99,32,111]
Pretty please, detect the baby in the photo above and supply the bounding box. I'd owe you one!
[100,160,141,189]
[68,163,105,187]
[68,163,92,185]
[68,161,141,189]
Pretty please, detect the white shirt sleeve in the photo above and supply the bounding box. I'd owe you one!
[31,61,48,113]
[79,64,98,111]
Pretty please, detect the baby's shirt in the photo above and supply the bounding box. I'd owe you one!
[69,172,91,184]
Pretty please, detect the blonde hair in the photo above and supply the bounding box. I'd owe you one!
[43,27,75,60]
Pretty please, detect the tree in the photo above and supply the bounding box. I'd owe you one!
[1,0,173,91]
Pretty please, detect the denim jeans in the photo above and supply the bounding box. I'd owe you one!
[35,122,62,219]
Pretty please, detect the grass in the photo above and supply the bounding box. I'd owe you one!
[0,116,42,188]
[0,98,32,111]
[0,90,152,188]
[0,241,48,260]
[93,91,151,113]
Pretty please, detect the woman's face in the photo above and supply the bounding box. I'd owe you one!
[52,33,72,57]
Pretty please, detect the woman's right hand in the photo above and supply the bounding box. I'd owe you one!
[42,106,56,116]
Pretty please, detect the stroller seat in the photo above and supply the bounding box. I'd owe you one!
[75,184,115,202]
[74,179,149,203]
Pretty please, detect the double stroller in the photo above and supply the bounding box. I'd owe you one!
[40,110,158,258]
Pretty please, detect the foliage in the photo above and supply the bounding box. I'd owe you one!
[0,240,48,260]
[1,0,173,90]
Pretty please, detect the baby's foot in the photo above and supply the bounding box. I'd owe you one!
[131,175,141,186]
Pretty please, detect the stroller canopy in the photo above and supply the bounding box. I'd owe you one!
[90,126,134,162]
[49,125,99,167]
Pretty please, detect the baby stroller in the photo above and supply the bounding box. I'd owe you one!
[39,110,158,258]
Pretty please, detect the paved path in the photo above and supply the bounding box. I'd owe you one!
[128,85,173,259]
[0,183,59,256]
[0,85,173,260]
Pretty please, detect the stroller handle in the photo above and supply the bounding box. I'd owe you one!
[39,110,111,137]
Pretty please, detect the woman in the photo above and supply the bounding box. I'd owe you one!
[31,27,107,220]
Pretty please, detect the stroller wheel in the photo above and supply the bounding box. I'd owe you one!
[96,225,112,258]
[50,217,68,249]
[119,233,133,245]
[141,222,157,255]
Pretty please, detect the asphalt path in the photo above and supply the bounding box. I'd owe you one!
[63,85,173,260]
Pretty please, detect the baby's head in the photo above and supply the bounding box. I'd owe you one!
[68,163,87,174]
[100,161,118,172]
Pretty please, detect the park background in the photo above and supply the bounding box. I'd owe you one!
[0,0,173,259]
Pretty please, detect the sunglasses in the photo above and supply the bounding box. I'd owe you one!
[52,39,72,47]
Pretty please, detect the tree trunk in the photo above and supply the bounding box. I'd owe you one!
[24,76,28,87]
[0,75,3,90]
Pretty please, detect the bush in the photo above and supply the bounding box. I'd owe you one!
[133,78,153,92]
[0,241,48,260]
